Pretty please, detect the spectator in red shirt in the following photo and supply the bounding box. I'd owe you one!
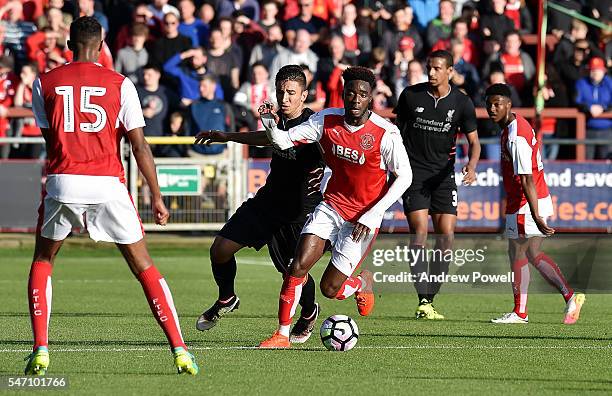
[482,30,534,98]
[26,27,69,73]
[114,3,160,54]
[332,3,371,64]
[499,30,534,96]
[326,62,347,108]
[504,0,532,34]
[431,17,479,66]
[8,62,42,158]
[233,61,272,129]
[282,0,340,24]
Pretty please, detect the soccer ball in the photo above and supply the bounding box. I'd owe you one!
[320,315,359,351]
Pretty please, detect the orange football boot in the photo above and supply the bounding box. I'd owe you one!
[258,330,290,349]
[354,270,375,316]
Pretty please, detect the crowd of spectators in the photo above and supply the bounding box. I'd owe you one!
[0,0,609,160]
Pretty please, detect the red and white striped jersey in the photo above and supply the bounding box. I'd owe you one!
[279,108,410,222]
[32,62,145,203]
[501,114,552,215]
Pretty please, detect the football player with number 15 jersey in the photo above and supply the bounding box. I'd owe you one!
[25,16,198,375]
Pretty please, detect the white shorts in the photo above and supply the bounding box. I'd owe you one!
[505,212,550,239]
[302,202,377,277]
[38,193,144,244]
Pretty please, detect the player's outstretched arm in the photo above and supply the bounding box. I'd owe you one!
[127,127,169,226]
[195,130,270,146]
[461,130,481,185]
[353,130,413,242]
[259,102,325,150]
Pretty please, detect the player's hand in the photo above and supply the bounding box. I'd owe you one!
[352,222,371,242]
[258,101,279,127]
[195,130,229,145]
[534,216,554,236]
[461,165,476,185]
[152,196,169,226]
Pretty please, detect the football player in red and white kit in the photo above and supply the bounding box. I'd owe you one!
[25,17,198,375]
[257,66,413,348]
[485,83,585,325]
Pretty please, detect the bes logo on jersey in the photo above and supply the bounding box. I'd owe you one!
[332,144,366,165]
[359,133,375,151]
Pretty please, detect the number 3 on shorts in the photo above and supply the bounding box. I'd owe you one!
[452,190,457,207]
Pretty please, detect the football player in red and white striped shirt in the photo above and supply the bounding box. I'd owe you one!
[25,17,197,375]
[258,66,413,348]
[485,83,585,325]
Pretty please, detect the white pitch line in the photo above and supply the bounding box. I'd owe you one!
[1,344,611,353]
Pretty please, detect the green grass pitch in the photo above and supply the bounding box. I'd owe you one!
[1,237,611,395]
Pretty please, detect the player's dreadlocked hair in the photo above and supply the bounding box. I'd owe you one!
[342,66,376,91]
[485,83,512,99]
[275,65,307,89]
[69,16,102,46]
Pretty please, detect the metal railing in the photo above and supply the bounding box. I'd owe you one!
[129,139,246,231]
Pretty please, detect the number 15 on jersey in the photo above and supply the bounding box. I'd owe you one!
[55,85,108,133]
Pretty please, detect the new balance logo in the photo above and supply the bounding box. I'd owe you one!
[332,128,340,137]
[415,107,424,113]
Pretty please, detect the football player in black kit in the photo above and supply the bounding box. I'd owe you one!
[394,50,481,319]
[194,65,323,343]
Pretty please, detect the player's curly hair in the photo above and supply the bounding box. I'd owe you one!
[70,16,102,45]
[342,66,376,91]
[275,65,306,89]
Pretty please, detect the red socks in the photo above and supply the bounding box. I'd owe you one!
[28,262,186,352]
[512,258,530,318]
[138,266,187,350]
[278,275,306,326]
[510,253,574,318]
[532,253,574,302]
[335,276,363,300]
[28,261,53,351]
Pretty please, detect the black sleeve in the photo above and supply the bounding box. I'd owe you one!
[460,94,478,133]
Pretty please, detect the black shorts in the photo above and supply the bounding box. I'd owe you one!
[268,222,304,274]
[402,172,457,215]
[217,199,306,274]
[217,198,283,251]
